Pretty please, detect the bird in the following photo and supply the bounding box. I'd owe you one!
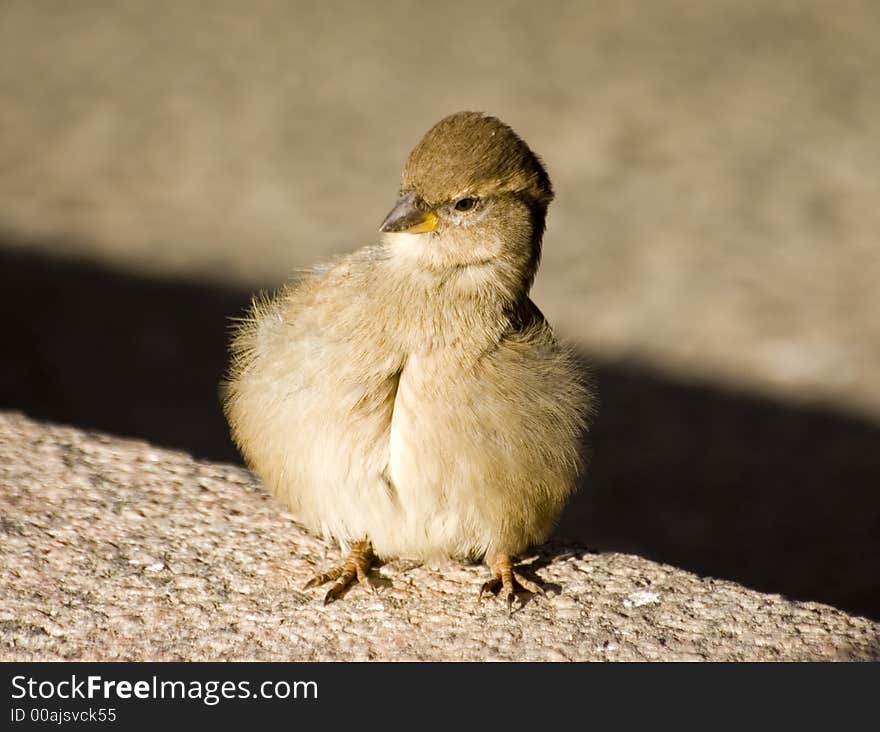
[222,111,593,613]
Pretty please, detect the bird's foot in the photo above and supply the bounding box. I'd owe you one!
[478,554,545,615]
[303,539,375,604]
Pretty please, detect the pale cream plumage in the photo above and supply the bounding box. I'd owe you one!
[222,112,593,610]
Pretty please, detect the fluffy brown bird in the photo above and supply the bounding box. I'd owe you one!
[222,112,592,612]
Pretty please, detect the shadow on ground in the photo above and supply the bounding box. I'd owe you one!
[2,244,878,620]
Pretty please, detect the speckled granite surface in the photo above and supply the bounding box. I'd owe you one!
[1,412,876,661]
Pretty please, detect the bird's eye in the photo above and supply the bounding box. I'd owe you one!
[454,197,478,212]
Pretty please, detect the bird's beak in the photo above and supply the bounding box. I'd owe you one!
[379,192,438,234]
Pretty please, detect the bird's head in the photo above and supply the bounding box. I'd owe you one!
[380,112,553,298]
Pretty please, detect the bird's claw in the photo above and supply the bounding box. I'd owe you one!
[478,555,545,616]
[302,539,374,604]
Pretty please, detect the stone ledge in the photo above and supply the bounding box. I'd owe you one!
[1,412,877,661]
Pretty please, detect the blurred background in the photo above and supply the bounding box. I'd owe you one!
[1,1,878,620]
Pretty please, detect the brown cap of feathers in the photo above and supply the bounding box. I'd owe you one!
[400,112,553,208]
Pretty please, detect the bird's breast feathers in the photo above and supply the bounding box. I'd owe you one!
[226,260,586,559]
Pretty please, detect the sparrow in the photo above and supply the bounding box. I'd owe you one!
[222,111,592,613]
